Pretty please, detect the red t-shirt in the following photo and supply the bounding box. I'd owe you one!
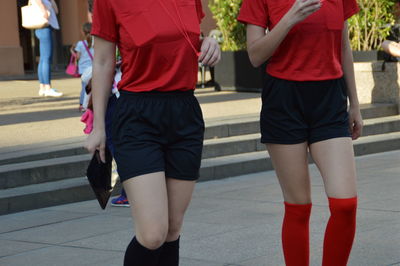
[238,0,359,81]
[91,0,205,92]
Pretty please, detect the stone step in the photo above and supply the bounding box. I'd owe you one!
[203,115,400,158]
[0,177,122,215]
[0,155,90,189]
[362,115,400,136]
[2,131,400,215]
[1,104,397,166]
[204,103,398,138]
[359,103,398,119]
[202,131,400,182]
[1,114,400,189]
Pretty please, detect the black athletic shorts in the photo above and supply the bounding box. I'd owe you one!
[112,90,205,182]
[260,74,351,144]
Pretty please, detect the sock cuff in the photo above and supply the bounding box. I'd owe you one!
[328,197,358,211]
[284,202,312,217]
[164,236,180,248]
[284,202,312,208]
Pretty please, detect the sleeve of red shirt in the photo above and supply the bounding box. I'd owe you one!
[91,0,118,42]
[195,0,205,23]
[343,0,360,20]
[237,0,268,29]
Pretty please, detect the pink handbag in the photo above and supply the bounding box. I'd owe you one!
[66,53,80,77]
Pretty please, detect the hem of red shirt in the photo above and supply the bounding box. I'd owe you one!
[267,70,344,82]
[237,16,267,29]
[91,29,117,43]
[344,6,360,21]
[119,87,196,93]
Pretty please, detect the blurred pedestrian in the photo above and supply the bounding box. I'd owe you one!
[73,23,94,112]
[34,0,63,97]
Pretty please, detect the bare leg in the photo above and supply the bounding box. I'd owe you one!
[310,137,358,266]
[155,178,196,266]
[309,137,357,198]
[267,142,312,266]
[165,178,196,242]
[267,142,311,204]
[123,171,169,250]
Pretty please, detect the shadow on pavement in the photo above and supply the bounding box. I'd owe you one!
[0,108,82,126]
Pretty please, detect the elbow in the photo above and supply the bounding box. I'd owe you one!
[247,45,265,68]
[248,53,263,68]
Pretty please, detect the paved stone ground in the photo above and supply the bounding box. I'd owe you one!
[0,150,399,266]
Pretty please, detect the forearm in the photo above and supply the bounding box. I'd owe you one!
[341,23,359,107]
[92,59,115,130]
[382,40,400,57]
[248,17,293,67]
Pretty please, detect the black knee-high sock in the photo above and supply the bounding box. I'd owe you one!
[158,237,180,266]
[124,237,162,266]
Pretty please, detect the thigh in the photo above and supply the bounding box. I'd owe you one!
[165,178,196,241]
[309,137,357,198]
[123,172,169,239]
[37,28,52,58]
[267,142,311,204]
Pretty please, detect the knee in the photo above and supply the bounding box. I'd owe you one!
[284,193,311,205]
[138,226,168,250]
[328,197,357,218]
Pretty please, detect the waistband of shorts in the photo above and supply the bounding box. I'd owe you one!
[265,73,344,84]
[119,89,194,97]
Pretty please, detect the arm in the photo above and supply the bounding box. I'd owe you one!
[382,40,400,57]
[342,22,363,140]
[84,37,116,161]
[51,0,59,15]
[247,0,321,67]
[33,0,49,19]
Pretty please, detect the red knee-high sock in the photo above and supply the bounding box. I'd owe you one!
[322,197,357,266]
[282,202,312,266]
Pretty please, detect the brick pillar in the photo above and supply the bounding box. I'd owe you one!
[59,0,89,46]
[0,0,24,76]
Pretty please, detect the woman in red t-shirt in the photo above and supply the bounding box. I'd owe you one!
[85,0,220,265]
[238,0,362,265]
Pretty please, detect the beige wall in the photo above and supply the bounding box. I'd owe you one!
[0,0,24,75]
[201,0,217,36]
[59,0,89,46]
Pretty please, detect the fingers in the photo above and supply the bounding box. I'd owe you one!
[349,118,363,140]
[99,143,106,163]
[299,2,321,17]
[200,45,213,65]
[199,38,221,66]
[198,40,211,62]
[352,121,363,140]
[300,0,321,7]
[205,44,221,67]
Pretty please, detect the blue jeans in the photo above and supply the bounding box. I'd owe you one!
[80,82,86,105]
[35,27,53,85]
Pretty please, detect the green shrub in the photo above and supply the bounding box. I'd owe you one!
[209,0,246,51]
[348,0,396,51]
[209,0,396,51]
